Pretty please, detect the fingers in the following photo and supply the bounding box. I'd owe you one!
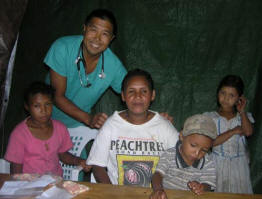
[83,165,92,172]
[187,181,195,189]
[240,95,246,102]
[237,96,247,112]
[90,113,108,129]
[149,190,167,199]
[159,112,174,124]
[187,181,203,195]
[80,160,92,172]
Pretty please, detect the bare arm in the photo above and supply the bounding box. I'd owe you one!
[59,152,91,172]
[92,165,111,184]
[152,171,164,191]
[213,126,242,146]
[237,96,253,136]
[10,162,23,174]
[50,69,91,125]
[213,114,253,147]
[59,151,83,165]
[150,172,167,199]
[239,112,253,137]
[50,69,108,128]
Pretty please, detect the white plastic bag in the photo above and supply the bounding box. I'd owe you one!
[0,159,10,174]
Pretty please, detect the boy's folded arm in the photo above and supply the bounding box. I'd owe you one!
[92,165,111,184]
[10,162,23,174]
[201,183,213,192]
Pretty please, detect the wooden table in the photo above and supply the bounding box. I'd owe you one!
[76,182,262,199]
[1,174,262,199]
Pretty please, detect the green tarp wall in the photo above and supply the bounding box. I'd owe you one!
[2,0,262,193]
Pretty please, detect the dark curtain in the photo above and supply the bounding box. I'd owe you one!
[2,0,262,193]
[0,0,28,155]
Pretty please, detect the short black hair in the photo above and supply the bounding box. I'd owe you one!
[24,81,55,105]
[84,9,117,36]
[216,75,244,107]
[121,68,154,92]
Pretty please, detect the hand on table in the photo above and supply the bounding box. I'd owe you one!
[187,181,205,195]
[149,189,168,199]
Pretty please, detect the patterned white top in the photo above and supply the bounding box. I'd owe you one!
[203,112,254,158]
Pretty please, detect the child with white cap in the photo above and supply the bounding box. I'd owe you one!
[150,114,217,198]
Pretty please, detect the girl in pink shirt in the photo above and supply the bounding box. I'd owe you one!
[5,81,90,176]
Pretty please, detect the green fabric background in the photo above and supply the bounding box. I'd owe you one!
[3,0,262,193]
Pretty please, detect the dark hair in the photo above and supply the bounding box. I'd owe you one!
[121,68,154,92]
[84,9,117,36]
[216,75,244,107]
[24,81,55,105]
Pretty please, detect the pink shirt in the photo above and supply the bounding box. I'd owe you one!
[5,118,73,176]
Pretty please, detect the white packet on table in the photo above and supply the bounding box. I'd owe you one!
[36,186,73,199]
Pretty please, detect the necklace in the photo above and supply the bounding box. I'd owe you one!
[44,143,49,151]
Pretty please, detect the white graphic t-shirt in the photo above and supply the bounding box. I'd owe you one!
[87,111,179,187]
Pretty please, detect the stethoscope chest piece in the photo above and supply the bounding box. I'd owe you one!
[75,42,106,86]
[99,71,106,79]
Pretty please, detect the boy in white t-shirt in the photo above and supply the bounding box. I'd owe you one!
[87,69,179,187]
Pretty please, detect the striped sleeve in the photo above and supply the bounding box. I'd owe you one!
[199,154,216,189]
[155,147,176,176]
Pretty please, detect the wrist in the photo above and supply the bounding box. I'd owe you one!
[83,113,92,126]
[74,157,81,165]
[153,185,164,192]
[238,110,245,115]
[154,188,164,193]
[202,183,212,191]
[231,128,238,135]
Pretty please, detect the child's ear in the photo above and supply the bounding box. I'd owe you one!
[121,91,126,102]
[179,131,184,141]
[151,90,156,101]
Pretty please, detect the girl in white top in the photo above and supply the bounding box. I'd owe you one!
[87,69,178,187]
[204,75,254,194]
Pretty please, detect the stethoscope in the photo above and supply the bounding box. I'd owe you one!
[75,42,106,87]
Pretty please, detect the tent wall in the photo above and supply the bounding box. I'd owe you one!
[1,0,262,193]
[0,0,28,155]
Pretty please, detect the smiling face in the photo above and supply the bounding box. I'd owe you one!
[121,75,155,117]
[25,93,53,125]
[179,133,213,166]
[218,86,240,111]
[82,17,114,57]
